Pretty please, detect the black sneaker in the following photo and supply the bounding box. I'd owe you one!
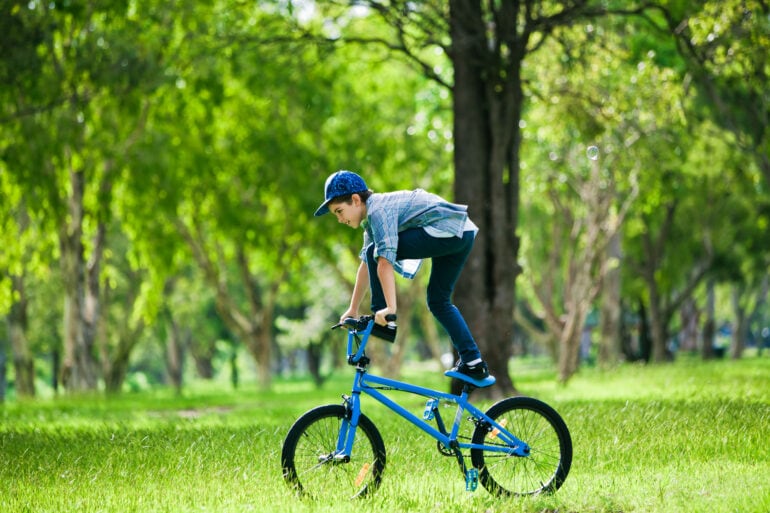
[452,360,490,380]
[445,360,495,387]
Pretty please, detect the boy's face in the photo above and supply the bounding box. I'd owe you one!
[330,194,366,229]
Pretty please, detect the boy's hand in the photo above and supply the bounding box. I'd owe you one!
[339,308,358,324]
[375,307,396,326]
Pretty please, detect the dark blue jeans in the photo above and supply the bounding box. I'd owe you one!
[366,228,481,363]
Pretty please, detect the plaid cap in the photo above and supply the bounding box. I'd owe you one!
[314,171,368,216]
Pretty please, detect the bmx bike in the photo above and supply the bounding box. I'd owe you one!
[281,315,572,498]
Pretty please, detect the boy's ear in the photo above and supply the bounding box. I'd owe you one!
[351,193,362,205]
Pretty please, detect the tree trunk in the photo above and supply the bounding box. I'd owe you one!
[239,247,278,390]
[8,275,35,397]
[51,350,60,394]
[730,285,747,359]
[729,313,746,360]
[557,307,588,383]
[307,340,326,388]
[60,164,99,391]
[165,317,188,393]
[104,351,128,393]
[100,264,145,394]
[255,304,273,390]
[750,276,769,356]
[449,0,521,397]
[648,280,670,362]
[599,231,622,366]
[229,350,239,389]
[637,300,652,362]
[731,277,768,359]
[0,338,6,402]
[679,299,699,352]
[178,221,279,389]
[192,347,215,379]
[636,204,677,363]
[103,315,146,394]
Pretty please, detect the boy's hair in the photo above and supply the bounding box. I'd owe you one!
[331,189,372,206]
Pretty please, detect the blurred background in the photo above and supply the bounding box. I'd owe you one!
[1,0,768,400]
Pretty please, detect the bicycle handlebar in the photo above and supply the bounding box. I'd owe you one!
[331,314,397,331]
[331,314,399,365]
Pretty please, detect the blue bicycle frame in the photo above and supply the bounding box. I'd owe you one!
[334,319,530,461]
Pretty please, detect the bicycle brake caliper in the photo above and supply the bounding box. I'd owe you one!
[341,395,353,419]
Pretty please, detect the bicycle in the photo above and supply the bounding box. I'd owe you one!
[281,315,572,499]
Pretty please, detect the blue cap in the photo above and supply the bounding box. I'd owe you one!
[314,171,368,216]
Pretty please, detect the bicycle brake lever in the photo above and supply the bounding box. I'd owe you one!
[332,317,359,330]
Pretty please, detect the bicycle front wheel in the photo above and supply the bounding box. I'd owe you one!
[281,404,386,499]
[471,396,572,496]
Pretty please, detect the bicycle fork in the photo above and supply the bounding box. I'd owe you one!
[334,392,361,460]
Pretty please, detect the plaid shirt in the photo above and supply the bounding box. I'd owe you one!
[360,189,474,278]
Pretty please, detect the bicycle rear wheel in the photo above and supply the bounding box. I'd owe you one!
[282,404,386,499]
[471,396,572,496]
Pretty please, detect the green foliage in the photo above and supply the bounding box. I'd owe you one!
[518,6,767,335]
[1,0,768,394]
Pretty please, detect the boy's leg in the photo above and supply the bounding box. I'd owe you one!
[396,229,481,363]
[365,243,387,312]
[424,232,481,363]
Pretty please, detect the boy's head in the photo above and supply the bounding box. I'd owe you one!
[314,170,368,217]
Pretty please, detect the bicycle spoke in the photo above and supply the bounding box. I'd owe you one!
[471,397,572,496]
[282,404,386,499]
[282,318,569,499]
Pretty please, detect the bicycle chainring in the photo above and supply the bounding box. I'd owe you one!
[436,440,454,456]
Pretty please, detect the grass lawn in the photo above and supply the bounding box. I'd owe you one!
[1,354,769,512]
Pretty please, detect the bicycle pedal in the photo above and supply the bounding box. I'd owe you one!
[465,468,479,492]
[423,399,438,420]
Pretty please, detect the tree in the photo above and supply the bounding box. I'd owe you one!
[0,1,170,391]
[660,0,770,189]
[138,6,460,388]
[123,7,373,388]
[518,18,658,381]
[1,192,38,397]
[308,1,674,394]
[657,0,770,358]
[524,146,638,382]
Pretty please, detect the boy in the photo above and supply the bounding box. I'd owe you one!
[314,170,494,386]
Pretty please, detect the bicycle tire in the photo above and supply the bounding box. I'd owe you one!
[471,396,572,496]
[282,404,386,499]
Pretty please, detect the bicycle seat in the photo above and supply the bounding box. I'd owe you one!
[444,370,496,388]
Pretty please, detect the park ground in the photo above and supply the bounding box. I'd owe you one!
[1,354,769,513]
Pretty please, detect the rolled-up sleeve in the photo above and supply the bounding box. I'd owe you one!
[369,208,400,265]
[360,189,470,269]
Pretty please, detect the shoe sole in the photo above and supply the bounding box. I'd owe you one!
[444,370,496,388]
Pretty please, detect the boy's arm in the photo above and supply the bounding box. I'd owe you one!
[341,261,369,322]
[375,258,397,326]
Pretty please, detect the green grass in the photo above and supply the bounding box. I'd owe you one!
[2,356,769,512]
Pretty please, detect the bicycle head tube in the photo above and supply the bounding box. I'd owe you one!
[343,316,374,365]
